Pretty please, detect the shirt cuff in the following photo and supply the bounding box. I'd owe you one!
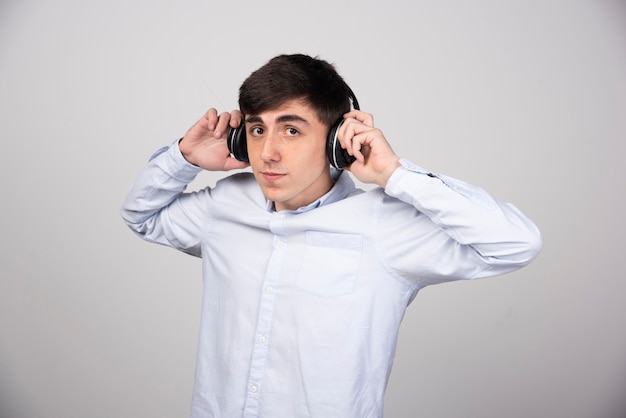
[150,139,204,182]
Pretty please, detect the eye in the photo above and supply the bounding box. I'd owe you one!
[250,126,264,136]
[285,127,299,136]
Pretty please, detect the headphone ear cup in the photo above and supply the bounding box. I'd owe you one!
[326,119,356,169]
[227,126,249,162]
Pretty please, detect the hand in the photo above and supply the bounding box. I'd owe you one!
[178,108,250,171]
[338,110,401,188]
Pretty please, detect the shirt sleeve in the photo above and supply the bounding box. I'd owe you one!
[120,142,209,257]
[380,159,543,286]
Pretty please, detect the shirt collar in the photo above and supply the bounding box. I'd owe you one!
[265,169,357,214]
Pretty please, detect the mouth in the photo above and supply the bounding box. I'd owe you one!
[261,172,286,182]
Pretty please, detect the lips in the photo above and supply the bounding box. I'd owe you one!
[261,172,286,182]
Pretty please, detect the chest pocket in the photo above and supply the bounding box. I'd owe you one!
[296,231,363,297]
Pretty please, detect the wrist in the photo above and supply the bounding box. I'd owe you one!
[178,137,199,167]
[377,158,401,188]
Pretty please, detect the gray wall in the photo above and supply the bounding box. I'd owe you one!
[1,0,625,417]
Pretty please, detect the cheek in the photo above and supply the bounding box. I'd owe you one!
[304,139,329,163]
[246,142,266,168]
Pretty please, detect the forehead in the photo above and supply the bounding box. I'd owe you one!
[245,99,322,125]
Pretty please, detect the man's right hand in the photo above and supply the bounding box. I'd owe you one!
[179,108,250,171]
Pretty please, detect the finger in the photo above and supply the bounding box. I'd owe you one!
[336,118,355,156]
[350,133,369,163]
[343,110,374,127]
[214,112,232,138]
[204,108,219,131]
[229,109,243,128]
[339,118,372,157]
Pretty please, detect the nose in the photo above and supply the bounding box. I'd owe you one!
[260,134,281,162]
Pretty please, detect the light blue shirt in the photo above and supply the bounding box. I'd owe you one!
[121,143,542,418]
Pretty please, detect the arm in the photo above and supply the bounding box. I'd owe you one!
[338,110,542,283]
[120,109,249,256]
[383,160,542,283]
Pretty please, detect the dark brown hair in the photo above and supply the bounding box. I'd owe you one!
[238,54,352,127]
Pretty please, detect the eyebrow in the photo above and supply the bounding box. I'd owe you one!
[245,114,310,125]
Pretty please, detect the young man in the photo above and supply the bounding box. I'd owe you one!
[121,54,542,418]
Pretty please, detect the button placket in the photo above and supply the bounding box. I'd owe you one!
[243,214,287,416]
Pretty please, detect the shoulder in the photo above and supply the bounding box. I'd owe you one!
[211,171,266,207]
[330,186,408,217]
[216,171,257,188]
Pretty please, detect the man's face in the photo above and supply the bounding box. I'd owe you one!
[245,99,333,212]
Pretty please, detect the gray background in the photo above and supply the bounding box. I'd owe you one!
[1,0,625,417]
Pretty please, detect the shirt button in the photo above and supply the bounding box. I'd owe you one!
[258,335,267,344]
[250,385,258,393]
[276,240,284,248]
[265,286,274,294]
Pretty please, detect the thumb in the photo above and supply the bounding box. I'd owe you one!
[223,157,250,171]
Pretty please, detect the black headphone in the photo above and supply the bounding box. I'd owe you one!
[227,90,360,169]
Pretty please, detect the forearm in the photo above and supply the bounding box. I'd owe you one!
[120,143,206,254]
[384,159,543,272]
